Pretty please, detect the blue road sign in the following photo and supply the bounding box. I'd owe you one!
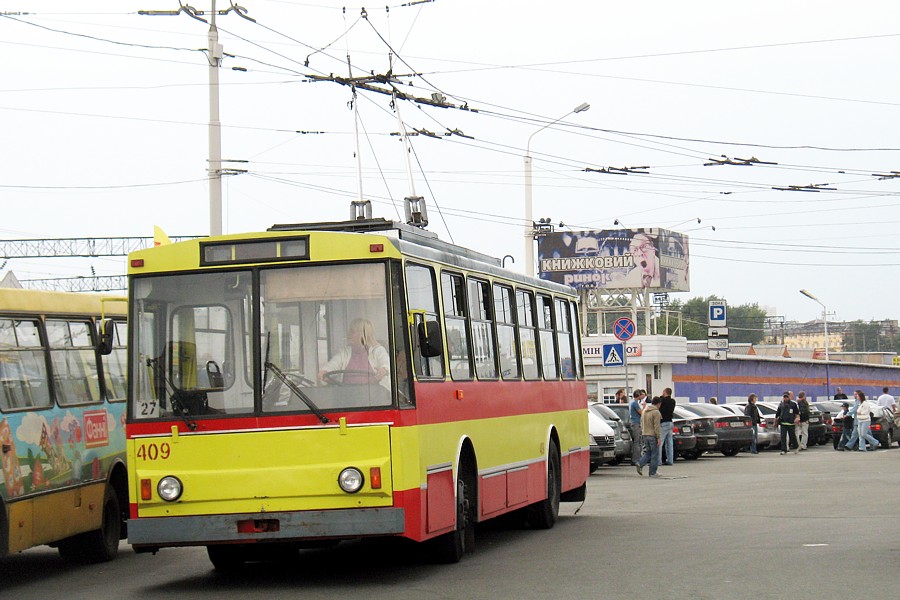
[603,343,625,367]
[613,317,636,341]
[708,300,727,326]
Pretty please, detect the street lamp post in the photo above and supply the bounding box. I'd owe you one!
[800,289,830,398]
[524,102,590,277]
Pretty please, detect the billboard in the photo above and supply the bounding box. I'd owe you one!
[537,227,689,292]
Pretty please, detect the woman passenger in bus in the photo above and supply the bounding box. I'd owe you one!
[318,318,391,391]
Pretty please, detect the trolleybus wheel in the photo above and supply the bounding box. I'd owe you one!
[207,544,248,570]
[528,439,560,530]
[58,486,121,563]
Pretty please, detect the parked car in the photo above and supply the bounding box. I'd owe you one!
[605,403,697,461]
[589,402,632,465]
[588,407,617,472]
[812,400,845,447]
[723,402,780,450]
[806,404,829,445]
[678,403,753,456]
[673,405,717,459]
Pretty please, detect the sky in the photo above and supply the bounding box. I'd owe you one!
[2,0,899,325]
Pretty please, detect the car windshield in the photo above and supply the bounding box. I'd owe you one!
[680,404,732,417]
[590,403,620,421]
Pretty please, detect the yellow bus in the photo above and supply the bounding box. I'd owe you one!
[0,288,127,562]
[125,217,588,567]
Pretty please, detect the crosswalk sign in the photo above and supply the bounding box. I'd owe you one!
[603,343,625,367]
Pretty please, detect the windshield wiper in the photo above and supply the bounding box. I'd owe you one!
[264,360,330,424]
[146,357,198,431]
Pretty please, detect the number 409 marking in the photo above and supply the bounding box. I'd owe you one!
[136,442,171,461]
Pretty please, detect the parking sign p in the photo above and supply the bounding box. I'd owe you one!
[708,300,727,326]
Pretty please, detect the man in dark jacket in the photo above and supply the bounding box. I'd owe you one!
[658,387,676,466]
[744,393,761,454]
[775,391,800,455]
[797,391,811,450]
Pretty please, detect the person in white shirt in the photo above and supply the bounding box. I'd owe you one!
[853,390,881,452]
[876,387,896,411]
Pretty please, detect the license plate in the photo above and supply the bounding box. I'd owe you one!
[681,427,691,434]
[729,422,743,427]
[706,439,716,445]
[601,451,615,458]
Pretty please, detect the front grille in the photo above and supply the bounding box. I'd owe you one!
[592,434,615,448]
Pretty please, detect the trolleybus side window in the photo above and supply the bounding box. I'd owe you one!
[46,320,102,406]
[493,283,520,380]
[102,320,128,401]
[441,271,472,381]
[555,298,576,380]
[516,289,540,381]
[569,301,584,379]
[468,278,497,380]
[537,294,558,379]
[0,318,51,411]
[405,263,444,379]
[390,261,413,405]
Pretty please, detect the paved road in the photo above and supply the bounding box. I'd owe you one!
[3,445,899,599]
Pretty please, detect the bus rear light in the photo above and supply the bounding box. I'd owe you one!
[237,519,280,534]
[370,467,382,489]
[140,478,152,500]
[131,259,145,268]
[369,243,384,253]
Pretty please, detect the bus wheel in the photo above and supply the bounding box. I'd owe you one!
[528,439,561,529]
[207,545,248,571]
[58,486,121,563]
[429,474,474,563]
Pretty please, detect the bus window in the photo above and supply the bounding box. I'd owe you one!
[493,284,519,379]
[516,289,540,380]
[569,301,584,379]
[260,263,394,412]
[556,299,575,380]
[390,261,413,405]
[0,318,51,410]
[102,320,127,401]
[47,320,102,406]
[468,278,497,380]
[537,295,558,379]
[441,272,471,380]
[406,264,444,379]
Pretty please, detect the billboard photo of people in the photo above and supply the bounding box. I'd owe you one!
[537,228,689,292]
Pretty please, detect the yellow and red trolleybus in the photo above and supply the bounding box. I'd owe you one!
[0,288,128,562]
[125,218,588,567]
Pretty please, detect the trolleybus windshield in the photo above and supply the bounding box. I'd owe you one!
[130,262,401,421]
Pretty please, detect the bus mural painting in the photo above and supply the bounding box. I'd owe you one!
[0,289,128,562]
[124,207,589,569]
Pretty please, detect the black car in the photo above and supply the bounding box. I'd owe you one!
[678,403,753,456]
[673,405,717,458]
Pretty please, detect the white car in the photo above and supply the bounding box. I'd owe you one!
[588,407,617,472]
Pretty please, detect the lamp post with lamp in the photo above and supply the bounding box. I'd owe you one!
[800,289,830,398]
[523,102,590,277]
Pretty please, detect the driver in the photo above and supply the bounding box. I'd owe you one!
[319,318,390,390]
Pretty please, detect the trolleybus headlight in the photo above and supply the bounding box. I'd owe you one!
[157,476,183,502]
[338,467,364,493]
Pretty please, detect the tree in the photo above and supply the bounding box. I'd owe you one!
[668,295,766,343]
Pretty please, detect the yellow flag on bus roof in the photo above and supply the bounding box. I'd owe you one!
[154,226,172,247]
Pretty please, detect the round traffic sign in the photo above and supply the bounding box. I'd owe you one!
[613,317,636,341]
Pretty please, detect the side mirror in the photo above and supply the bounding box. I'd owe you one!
[97,319,115,356]
[417,320,443,358]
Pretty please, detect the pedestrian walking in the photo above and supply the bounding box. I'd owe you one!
[744,393,761,454]
[658,387,676,466]
[845,395,861,450]
[835,401,854,450]
[636,396,661,478]
[775,391,800,454]
[627,389,646,463]
[797,391,811,450]
[853,390,881,452]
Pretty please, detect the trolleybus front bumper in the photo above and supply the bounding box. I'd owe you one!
[128,507,405,550]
